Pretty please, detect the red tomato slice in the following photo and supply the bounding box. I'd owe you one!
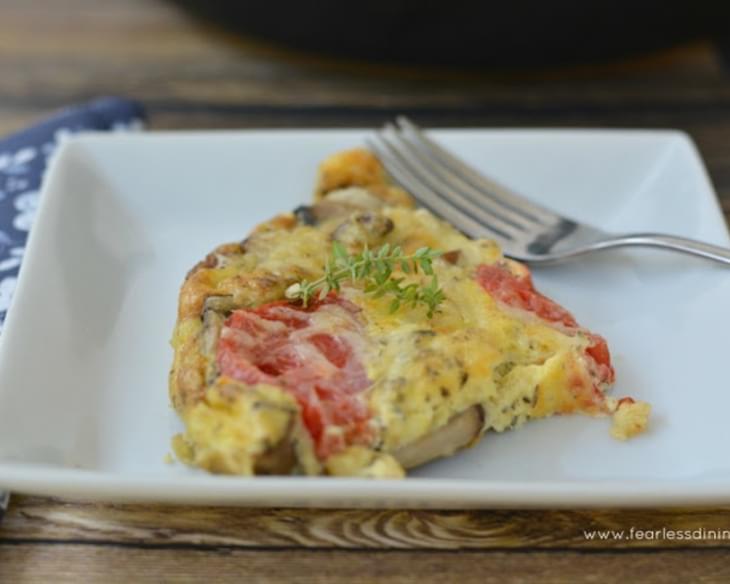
[475,263,614,386]
[475,263,578,328]
[216,297,373,459]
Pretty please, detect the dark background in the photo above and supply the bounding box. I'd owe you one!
[174,0,730,67]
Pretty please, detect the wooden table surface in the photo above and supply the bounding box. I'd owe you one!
[2,1,730,582]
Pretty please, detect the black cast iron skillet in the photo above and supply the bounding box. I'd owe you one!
[171,0,730,67]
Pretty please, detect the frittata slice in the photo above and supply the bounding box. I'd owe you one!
[169,149,649,478]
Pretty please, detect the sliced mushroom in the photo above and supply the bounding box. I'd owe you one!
[253,408,320,476]
[324,187,385,210]
[201,304,222,350]
[254,426,297,475]
[200,311,223,384]
[293,190,385,227]
[293,205,318,226]
[392,405,486,469]
[332,211,394,249]
[200,295,239,384]
[203,295,238,314]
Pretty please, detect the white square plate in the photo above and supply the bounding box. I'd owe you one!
[0,129,729,508]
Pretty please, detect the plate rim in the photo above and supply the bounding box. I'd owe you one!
[3,464,730,508]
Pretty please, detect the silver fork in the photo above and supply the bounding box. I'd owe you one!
[367,117,730,265]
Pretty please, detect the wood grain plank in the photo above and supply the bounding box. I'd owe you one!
[9,61,730,110]
[2,497,730,550]
[1,544,729,584]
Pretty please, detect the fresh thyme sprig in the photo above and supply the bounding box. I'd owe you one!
[285,242,446,318]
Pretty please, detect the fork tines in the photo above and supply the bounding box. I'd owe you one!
[366,116,562,244]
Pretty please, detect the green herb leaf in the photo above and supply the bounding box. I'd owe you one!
[286,242,446,318]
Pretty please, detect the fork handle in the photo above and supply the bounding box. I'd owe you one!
[602,233,730,265]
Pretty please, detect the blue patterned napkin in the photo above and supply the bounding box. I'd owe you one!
[0,97,145,330]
